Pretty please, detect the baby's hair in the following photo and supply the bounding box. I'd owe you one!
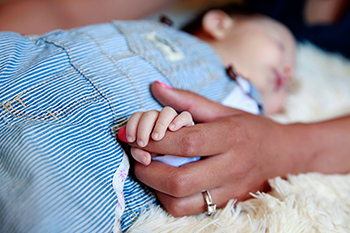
[181,2,259,34]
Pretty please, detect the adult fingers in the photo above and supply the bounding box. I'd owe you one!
[134,152,231,197]
[154,179,268,217]
[155,188,232,217]
[151,81,243,123]
[140,117,238,157]
[155,191,206,217]
[138,158,270,217]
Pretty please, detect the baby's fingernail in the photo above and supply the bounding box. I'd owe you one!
[127,136,133,142]
[169,123,176,130]
[137,139,145,147]
[155,81,172,89]
[118,126,128,142]
[153,132,159,140]
[141,156,150,165]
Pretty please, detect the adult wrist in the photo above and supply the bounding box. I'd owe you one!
[273,122,316,176]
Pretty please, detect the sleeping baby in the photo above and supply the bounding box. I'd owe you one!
[0,4,295,233]
[119,7,296,167]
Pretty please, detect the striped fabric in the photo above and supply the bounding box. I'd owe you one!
[0,20,240,232]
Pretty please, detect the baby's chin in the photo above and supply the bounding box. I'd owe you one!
[264,100,286,115]
[262,90,289,115]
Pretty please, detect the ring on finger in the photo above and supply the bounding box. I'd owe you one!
[202,190,216,216]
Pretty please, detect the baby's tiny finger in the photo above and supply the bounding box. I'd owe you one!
[152,106,178,140]
[137,110,159,147]
[170,111,193,131]
[131,147,152,165]
[126,112,144,142]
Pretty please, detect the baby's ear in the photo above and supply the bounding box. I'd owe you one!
[202,10,233,40]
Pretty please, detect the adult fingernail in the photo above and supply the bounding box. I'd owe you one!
[118,126,128,142]
[127,136,133,142]
[155,81,172,89]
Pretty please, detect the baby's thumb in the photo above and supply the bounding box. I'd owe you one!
[131,147,152,166]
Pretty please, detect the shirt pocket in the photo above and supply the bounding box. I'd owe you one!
[0,30,119,125]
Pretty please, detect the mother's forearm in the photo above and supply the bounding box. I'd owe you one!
[283,116,350,175]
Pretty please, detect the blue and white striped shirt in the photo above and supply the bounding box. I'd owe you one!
[0,20,259,232]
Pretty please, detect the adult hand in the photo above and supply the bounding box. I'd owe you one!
[128,81,308,217]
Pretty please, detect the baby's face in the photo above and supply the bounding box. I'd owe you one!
[207,14,296,115]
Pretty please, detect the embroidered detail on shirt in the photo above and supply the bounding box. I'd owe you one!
[16,98,26,108]
[141,31,184,62]
[112,152,130,233]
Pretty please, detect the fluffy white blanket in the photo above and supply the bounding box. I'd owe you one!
[127,44,350,232]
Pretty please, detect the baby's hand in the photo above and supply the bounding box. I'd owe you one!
[123,106,193,165]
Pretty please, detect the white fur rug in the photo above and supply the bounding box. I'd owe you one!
[127,44,350,232]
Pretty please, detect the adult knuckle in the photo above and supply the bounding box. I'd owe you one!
[167,171,191,197]
[166,199,188,217]
[178,130,201,155]
[225,118,247,143]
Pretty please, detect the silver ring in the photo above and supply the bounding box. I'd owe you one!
[202,190,216,216]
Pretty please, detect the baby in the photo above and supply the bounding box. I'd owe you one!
[0,5,296,233]
[183,6,296,115]
[119,9,296,166]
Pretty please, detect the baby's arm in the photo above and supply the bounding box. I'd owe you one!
[123,106,196,166]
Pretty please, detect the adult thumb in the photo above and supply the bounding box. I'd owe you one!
[151,81,242,122]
